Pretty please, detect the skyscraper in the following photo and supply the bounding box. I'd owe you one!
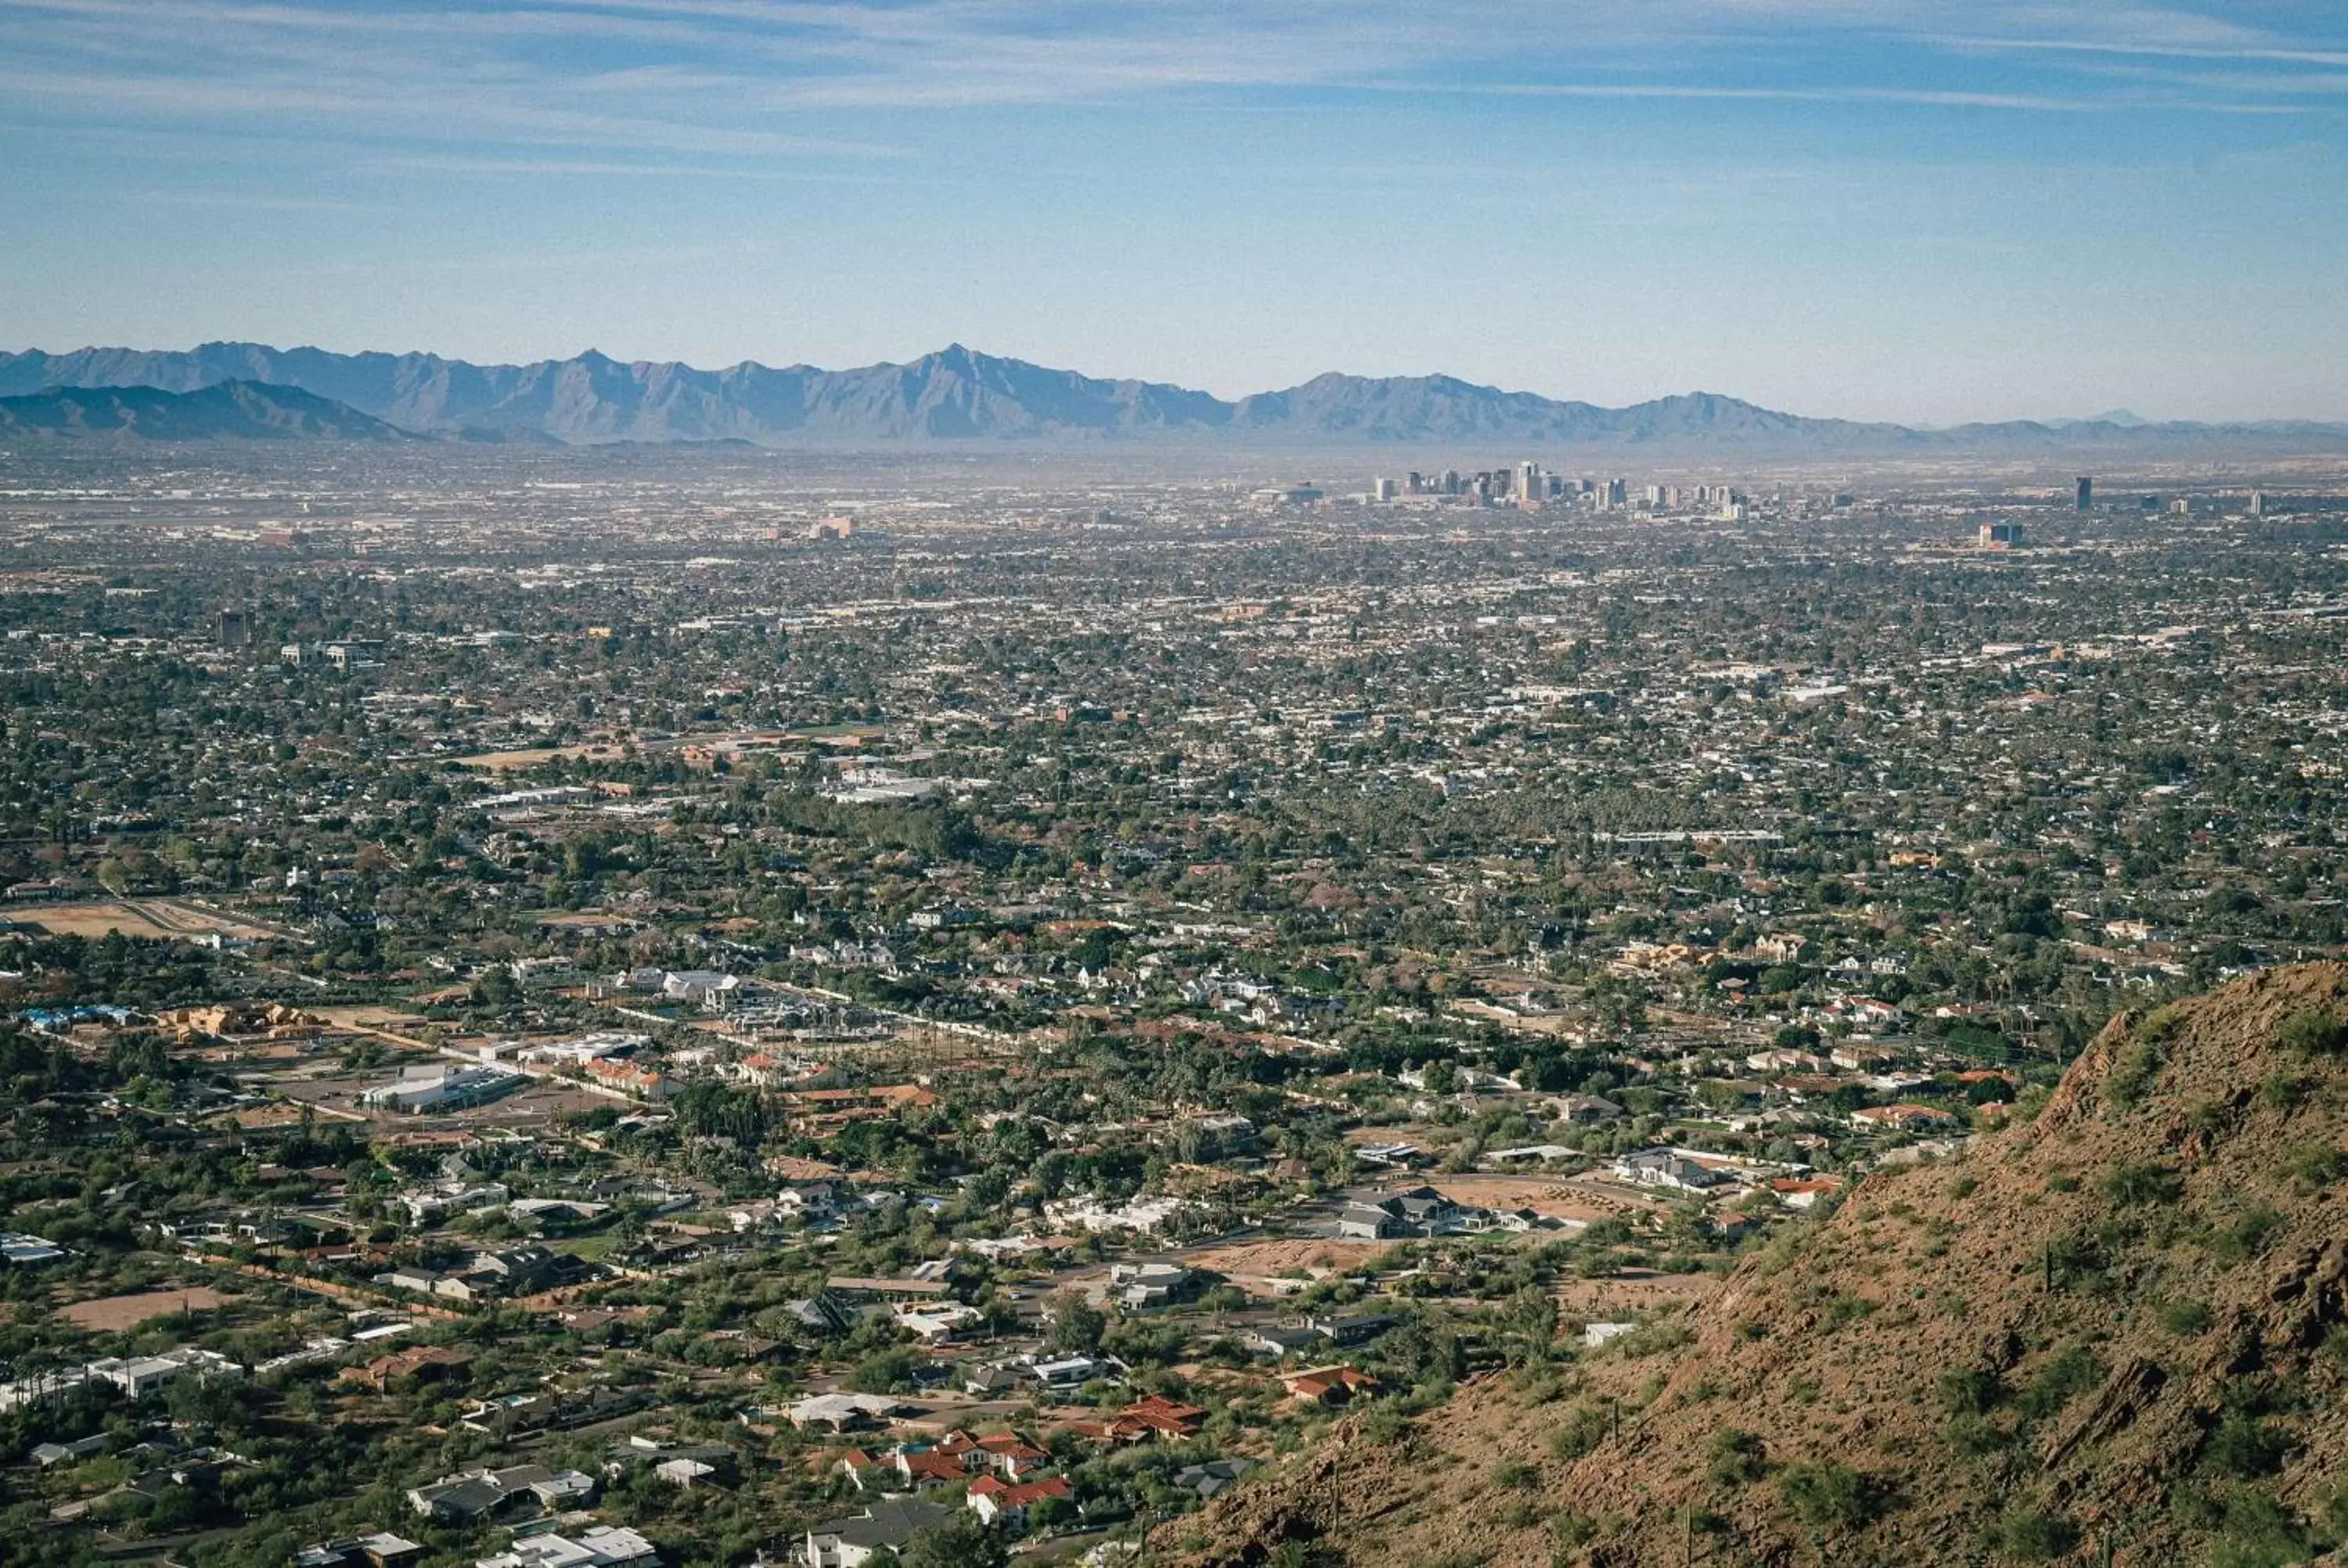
[2076,477,2093,512]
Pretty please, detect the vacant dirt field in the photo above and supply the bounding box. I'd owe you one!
[1412,1173,1660,1223]
[1182,1239,1391,1278]
[63,1286,232,1331]
[3,899,280,942]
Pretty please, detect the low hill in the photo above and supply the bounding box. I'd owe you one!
[0,380,415,442]
[1179,966,2348,1567]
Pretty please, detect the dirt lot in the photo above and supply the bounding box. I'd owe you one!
[2,899,280,942]
[1408,1173,1662,1223]
[1182,1239,1391,1279]
[63,1286,233,1331]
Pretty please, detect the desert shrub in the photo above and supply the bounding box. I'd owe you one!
[2260,1072,2314,1113]
[1549,1512,1600,1556]
[2282,1142,2342,1189]
[1944,1412,2013,1457]
[2202,1415,2292,1479]
[1495,1459,1540,1491]
[1818,1293,1874,1331]
[1706,1426,1768,1487]
[2159,1299,2214,1336]
[2278,1009,2346,1058]
[1548,1402,1608,1461]
[1358,1401,1409,1444]
[2043,1230,2107,1293]
[1994,1506,2080,1560]
[2210,1205,2286,1264]
[2201,1487,2316,1568]
[2107,1014,2178,1106]
[2045,1172,2080,1193]
[2016,1346,2103,1422]
[1948,1174,1978,1199]
[1938,1367,2003,1415]
[2100,1160,2184,1206]
[1775,1461,1883,1529]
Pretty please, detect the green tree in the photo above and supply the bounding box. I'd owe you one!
[902,1512,1008,1568]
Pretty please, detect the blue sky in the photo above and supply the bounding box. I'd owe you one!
[2,0,2345,423]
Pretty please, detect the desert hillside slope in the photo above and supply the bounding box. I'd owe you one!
[1177,965,2348,1567]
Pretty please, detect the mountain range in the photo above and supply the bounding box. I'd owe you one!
[2,340,2345,453]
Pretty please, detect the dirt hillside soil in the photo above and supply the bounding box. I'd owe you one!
[1173,963,2348,1567]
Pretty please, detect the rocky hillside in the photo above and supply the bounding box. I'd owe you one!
[1178,966,2348,1567]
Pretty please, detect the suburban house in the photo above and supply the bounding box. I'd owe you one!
[1281,1365,1380,1405]
[1173,1458,1255,1499]
[1241,1325,1320,1358]
[784,1392,910,1431]
[87,1347,244,1398]
[966,1474,1074,1532]
[1851,1102,1962,1133]
[1336,1185,1468,1239]
[1061,1393,1204,1444]
[294,1535,424,1568]
[805,1498,953,1567]
[1109,1261,1195,1309]
[342,1344,471,1392]
[472,1527,656,1568]
[406,1464,596,1521]
[1612,1149,1734,1192]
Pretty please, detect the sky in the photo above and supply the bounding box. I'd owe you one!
[2,0,2346,424]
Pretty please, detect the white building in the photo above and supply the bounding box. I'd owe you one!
[87,1346,244,1398]
[475,1527,656,1568]
[360,1064,518,1112]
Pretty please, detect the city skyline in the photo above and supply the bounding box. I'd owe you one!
[4,1,2348,424]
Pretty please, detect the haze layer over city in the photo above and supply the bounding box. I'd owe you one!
[5,5,2348,1568]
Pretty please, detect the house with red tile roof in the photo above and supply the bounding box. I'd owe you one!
[966,1474,1073,1533]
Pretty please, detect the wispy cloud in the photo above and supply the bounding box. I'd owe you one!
[0,0,2339,155]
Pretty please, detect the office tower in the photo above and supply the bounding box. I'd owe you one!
[1373,477,1398,503]
[2248,488,2266,517]
[218,610,250,648]
[1442,469,1462,496]
[2076,477,2093,512]
[1979,521,2023,548]
[1605,478,1627,509]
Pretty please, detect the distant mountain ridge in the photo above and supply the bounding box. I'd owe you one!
[2,340,2343,452]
